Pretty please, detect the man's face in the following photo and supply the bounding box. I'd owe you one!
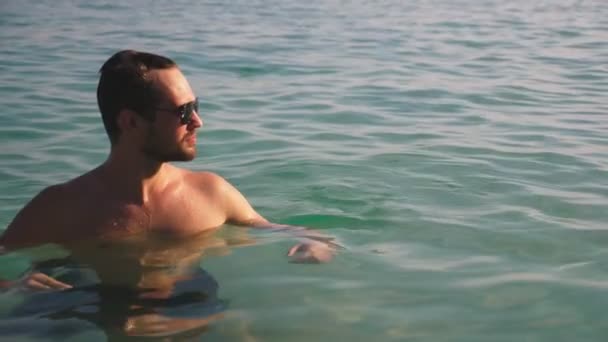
[140,67,203,162]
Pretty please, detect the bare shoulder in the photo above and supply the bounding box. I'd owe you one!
[17,183,72,217]
[179,168,229,194]
[1,183,71,249]
[1,170,98,249]
[179,168,267,226]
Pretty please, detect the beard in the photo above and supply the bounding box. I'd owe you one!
[141,127,196,162]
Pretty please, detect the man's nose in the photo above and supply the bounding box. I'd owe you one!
[189,110,203,128]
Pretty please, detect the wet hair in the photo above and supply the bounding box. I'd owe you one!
[97,50,177,143]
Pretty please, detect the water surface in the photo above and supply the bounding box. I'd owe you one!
[1,0,608,341]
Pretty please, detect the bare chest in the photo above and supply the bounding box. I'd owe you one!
[71,195,225,239]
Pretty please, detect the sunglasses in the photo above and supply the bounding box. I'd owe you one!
[153,97,199,125]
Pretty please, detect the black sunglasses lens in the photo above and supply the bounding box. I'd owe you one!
[179,105,188,125]
[180,99,198,125]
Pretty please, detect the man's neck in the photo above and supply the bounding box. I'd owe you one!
[99,149,172,204]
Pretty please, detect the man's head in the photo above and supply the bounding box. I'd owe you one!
[97,50,202,161]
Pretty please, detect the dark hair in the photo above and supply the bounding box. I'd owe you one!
[97,50,177,143]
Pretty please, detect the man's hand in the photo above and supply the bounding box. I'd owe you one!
[16,272,72,291]
[287,240,335,264]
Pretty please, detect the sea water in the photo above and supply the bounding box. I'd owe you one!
[1,0,608,341]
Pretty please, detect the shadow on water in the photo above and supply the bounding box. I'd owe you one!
[0,226,260,341]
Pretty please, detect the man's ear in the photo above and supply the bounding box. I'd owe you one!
[116,109,140,135]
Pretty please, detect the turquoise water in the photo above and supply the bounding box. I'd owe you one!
[2,0,608,340]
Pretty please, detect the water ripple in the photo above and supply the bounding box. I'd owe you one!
[2,0,608,340]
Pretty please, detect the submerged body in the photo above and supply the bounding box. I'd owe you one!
[9,229,246,339]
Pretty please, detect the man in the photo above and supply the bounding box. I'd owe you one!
[1,50,334,290]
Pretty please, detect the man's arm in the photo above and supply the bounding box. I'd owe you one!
[0,186,72,290]
[210,174,337,263]
[212,174,268,227]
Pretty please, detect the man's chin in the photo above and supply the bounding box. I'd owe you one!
[180,154,196,162]
[144,149,196,163]
[182,147,197,161]
[172,150,196,162]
